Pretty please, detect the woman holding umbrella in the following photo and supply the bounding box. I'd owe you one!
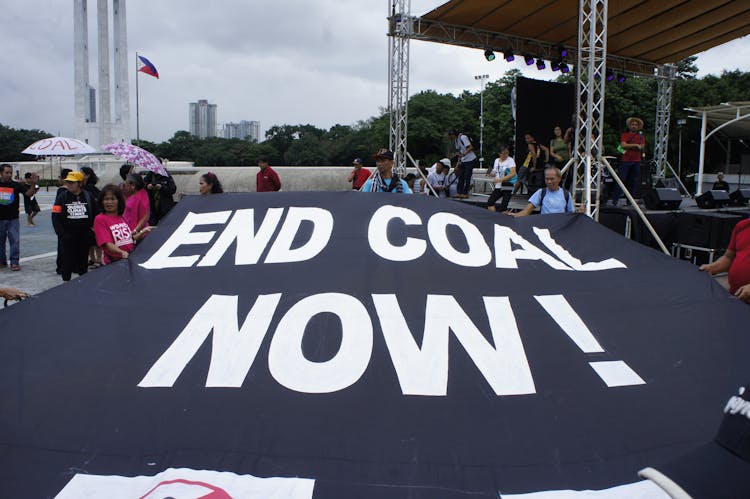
[123,174,150,235]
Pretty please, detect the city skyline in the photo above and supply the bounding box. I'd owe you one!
[2,1,749,144]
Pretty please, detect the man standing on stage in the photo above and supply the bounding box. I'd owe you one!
[612,117,645,205]
[448,130,478,199]
[701,219,750,304]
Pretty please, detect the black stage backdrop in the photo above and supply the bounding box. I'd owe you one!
[515,76,576,158]
[1,192,749,498]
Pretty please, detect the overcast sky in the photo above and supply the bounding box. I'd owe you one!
[2,1,749,143]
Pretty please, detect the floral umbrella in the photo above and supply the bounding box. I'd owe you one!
[102,142,169,177]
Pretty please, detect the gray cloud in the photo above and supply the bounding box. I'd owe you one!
[1,1,747,144]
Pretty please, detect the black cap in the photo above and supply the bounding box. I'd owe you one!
[640,383,750,498]
[373,148,394,160]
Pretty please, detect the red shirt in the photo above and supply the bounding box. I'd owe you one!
[351,167,371,190]
[620,131,644,163]
[728,219,750,294]
[257,167,281,192]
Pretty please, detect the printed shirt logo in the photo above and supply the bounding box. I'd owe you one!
[66,201,89,220]
[110,221,134,247]
[0,187,15,206]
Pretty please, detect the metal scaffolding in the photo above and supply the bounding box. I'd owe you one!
[653,64,677,180]
[572,0,608,219]
[387,0,411,175]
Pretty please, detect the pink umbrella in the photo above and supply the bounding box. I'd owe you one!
[102,142,169,177]
[22,137,97,156]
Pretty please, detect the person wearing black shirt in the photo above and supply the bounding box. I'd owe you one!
[0,164,33,271]
[712,172,730,191]
[52,171,97,281]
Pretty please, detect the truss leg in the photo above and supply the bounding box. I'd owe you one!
[572,0,608,220]
[653,64,676,181]
[388,0,411,176]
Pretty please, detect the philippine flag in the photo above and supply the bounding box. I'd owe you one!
[137,55,159,79]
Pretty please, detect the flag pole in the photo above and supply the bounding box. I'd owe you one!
[135,51,140,145]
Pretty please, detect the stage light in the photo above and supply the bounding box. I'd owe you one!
[484,49,496,62]
[557,45,568,58]
[617,73,626,83]
[606,70,615,81]
[560,63,570,73]
[503,49,514,62]
[524,54,535,66]
[551,60,561,72]
[536,59,546,70]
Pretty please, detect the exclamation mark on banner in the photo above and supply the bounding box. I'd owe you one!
[534,295,645,387]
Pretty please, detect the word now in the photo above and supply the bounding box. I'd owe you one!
[140,206,626,271]
[139,293,645,394]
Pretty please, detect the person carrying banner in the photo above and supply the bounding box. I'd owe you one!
[52,171,97,281]
[145,171,177,224]
[347,158,371,191]
[612,117,645,205]
[486,145,517,212]
[199,172,224,195]
[257,156,281,192]
[360,149,412,193]
[0,164,34,271]
[123,173,151,235]
[508,166,574,217]
[448,130,477,199]
[700,218,750,303]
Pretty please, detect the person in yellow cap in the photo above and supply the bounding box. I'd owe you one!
[52,171,98,281]
[612,117,645,206]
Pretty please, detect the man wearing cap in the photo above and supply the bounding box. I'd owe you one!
[612,117,645,206]
[0,164,36,271]
[426,159,449,198]
[52,171,97,281]
[347,158,371,190]
[713,172,730,191]
[360,149,412,193]
[701,217,750,303]
[448,130,478,199]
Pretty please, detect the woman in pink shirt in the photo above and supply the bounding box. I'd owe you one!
[122,174,150,233]
[94,185,150,264]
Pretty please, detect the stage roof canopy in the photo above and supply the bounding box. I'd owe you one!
[687,101,750,139]
[420,0,750,73]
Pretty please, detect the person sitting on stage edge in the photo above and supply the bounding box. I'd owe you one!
[712,172,730,192]
[700,218,750,304]
[508,166,574,217]
[486,145,517,212]
[360,149,412,193]
[426,159,449,198]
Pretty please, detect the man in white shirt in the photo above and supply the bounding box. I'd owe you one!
[486,145,516,212]
[448,130,477,199]
[426,160,449,198]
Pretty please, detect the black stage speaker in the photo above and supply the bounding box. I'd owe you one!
[644,188,682,210]
[729,189,750,206]
[676,212,744,249]
[696,190,730,209]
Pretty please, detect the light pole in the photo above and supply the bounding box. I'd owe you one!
[474,74,489,168]
[676,118,686,179]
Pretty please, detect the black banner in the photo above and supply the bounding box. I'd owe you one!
[1,192,748,498]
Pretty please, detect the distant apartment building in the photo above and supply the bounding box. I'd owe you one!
[223,120,260,142]
[189,99,217,139]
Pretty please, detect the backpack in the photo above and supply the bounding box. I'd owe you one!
[539,187,572,213]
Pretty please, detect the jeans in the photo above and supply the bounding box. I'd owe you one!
[613,161,641,202]
[458,158,478,195]
[0,218,20,265]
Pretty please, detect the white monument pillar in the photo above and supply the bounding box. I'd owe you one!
[112,0,130,143]
[97,0,112,146]
[73,0,92,143]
